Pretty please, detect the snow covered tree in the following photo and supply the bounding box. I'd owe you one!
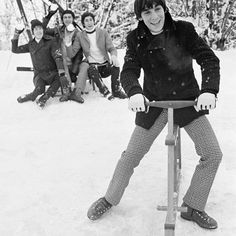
[204,0,236,50]
[0,0,236,50]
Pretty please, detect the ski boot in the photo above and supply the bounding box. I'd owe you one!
[101,87,114,100]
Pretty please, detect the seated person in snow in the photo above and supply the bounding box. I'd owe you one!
[43,7,88,103]
[11,19,69,108]
[66,12,127,100]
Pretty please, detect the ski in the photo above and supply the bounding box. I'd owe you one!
[16,0,33,41]
[17,66,34,71]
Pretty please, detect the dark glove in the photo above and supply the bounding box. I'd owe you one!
[46,4,58,18]
[59,73,69,89]
[14,28,24,35]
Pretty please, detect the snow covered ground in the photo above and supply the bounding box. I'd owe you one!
[0,48,236,236]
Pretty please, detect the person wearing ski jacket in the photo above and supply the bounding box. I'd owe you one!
[12,19,68,108]
[43,8,87,103]
[87,0,222,231]
[65,12,127,100]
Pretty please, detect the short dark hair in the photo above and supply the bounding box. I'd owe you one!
[134,0,167,19]
[61,9,75,21]
[81,12,95,27]
[31,19,43,32]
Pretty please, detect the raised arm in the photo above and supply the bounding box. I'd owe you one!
[11,28,29,54]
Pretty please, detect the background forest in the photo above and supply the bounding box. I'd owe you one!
[0,0,236,50]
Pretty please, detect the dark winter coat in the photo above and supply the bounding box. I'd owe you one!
[11,35,64,85]
[120,12,220,129]
[42,15,83,74]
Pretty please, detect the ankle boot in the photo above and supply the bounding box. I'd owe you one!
[36,93,50,108]
[87,197,112,221]
[17,93,37,103]
[69,88,84,103]
[101,86,114,100]
[17,87,43,103]
[180,202,218,229]
[59,87,71,102]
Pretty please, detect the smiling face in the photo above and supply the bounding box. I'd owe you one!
[83,16,95,31]
[62,13,74,27]
[33,26,44,40]
[141,4,165,34]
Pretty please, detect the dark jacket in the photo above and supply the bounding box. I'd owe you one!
[43,16,83,74]
[11,35,64,82]
[120,12,220,129]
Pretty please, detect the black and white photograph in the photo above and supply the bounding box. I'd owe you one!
[0,0,235,235]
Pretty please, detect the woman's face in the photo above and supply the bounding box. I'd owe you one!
[141,4,165,34]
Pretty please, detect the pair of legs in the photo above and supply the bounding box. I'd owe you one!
[17,72,61,107]
[60,61,89,103]
[70,61,89,94]
[105,110,222,211]
[87,62,127,99]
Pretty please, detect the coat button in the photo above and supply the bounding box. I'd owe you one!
[168,77,172,81]
[172,91,176,95]
[150,50,153,53]
[181,82,185,86]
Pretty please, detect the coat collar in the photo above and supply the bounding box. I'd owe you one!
[82,27,103,44]
[31,34,52,42]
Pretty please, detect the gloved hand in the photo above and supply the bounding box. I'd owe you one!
[128,94,148,112]
[45,4,58,19]
[49,3,58,12]
[14,22,25,35]
[67,23,75,32]
[111,55,120,67]
[196,92,216,111]
[59,73,69,89]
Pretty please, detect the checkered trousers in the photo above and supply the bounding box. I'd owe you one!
[105,110,222,211]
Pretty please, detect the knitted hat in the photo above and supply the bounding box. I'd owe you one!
[134,0,167,19]
[31,19,43,31]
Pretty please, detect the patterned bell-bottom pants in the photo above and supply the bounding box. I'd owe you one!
[105,110,222,211]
